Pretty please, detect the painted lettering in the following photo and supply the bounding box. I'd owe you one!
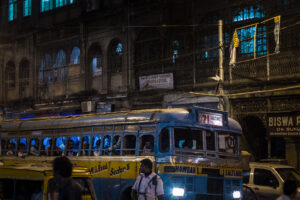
[90,164,108,174]
[110,164,130,176]
[164,166,195,174]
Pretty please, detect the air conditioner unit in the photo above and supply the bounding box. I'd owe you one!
[81,101,95,113]
[86,0,99,12]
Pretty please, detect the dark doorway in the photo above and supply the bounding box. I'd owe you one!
[240,115,268,160]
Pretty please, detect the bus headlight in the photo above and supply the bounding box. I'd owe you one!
[233,190,241,199]
[172,187,185,197]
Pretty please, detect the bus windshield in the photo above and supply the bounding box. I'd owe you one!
[173,128,239,155]
[174,128,203,152]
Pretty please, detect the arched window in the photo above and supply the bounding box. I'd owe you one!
[6,61,16,89]
[88,44,103,77]
[108,40,123,73]
[19,59,30,98]
[54,49,67,81]
[70,46,80,65]
[40,54,52,83]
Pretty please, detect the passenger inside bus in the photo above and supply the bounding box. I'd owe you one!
[81,136,90,156]
[18,143,27,157]
[93,139,101,156]
[6,140,15,156]
[46,139,53,156]
[143,141,153,153]
[110,136,121,155]
[30,139,40,156]
[54,137,65,156]
[140,135,154,155]
[66,140,75,156]
[102,135,111,155]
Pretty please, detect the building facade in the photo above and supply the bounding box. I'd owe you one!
[0,0,300,168]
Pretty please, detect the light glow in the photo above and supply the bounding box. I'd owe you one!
[172,187,185,197]
[233,191,241,199]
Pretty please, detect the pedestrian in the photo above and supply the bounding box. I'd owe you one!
[276,180,298,200]
[131,159,164,200]
[48,156,82,200]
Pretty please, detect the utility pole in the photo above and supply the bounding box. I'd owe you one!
[218,20,225,111]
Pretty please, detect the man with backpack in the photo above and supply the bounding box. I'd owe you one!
[131,159,164,200]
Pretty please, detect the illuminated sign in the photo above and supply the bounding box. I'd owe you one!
[199,112,223,126]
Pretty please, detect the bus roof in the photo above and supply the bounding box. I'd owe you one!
[0,107,242,134]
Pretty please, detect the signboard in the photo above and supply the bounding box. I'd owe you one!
[139,73,174,91]
[199,112,223,127]
[267,112,300,136]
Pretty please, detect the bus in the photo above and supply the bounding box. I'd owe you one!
[0,106,243,200]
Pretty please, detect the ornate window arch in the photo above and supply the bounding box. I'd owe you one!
[70,46,80,65]
[88,43,103,77]
[108,40,123,73]
[6,61,16,89]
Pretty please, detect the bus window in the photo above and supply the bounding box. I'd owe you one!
[6,138,16,156]
[81,136,91,156]
[206,131,215,151]
[29,138,40,156]
[66,136,80,156]
[92,136,101,156]
[159,128,170,153]
[139,135,154,155]
[102,135,111,155]
[174,128,203,151]
[17,138,28,157]
[111,135,121,155]
[123,135,136,155]
[42,137,52,156]
[54,137,66,156]
[218,132,238,154]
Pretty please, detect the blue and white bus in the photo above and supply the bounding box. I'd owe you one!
[0,106,243,200]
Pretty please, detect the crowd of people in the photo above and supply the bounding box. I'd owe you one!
[4,138,154,157]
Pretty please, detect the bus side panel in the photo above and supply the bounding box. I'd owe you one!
[93,178,136,200]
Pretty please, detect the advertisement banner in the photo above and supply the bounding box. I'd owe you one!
[139,73,174,91]
[267,112,300,136]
